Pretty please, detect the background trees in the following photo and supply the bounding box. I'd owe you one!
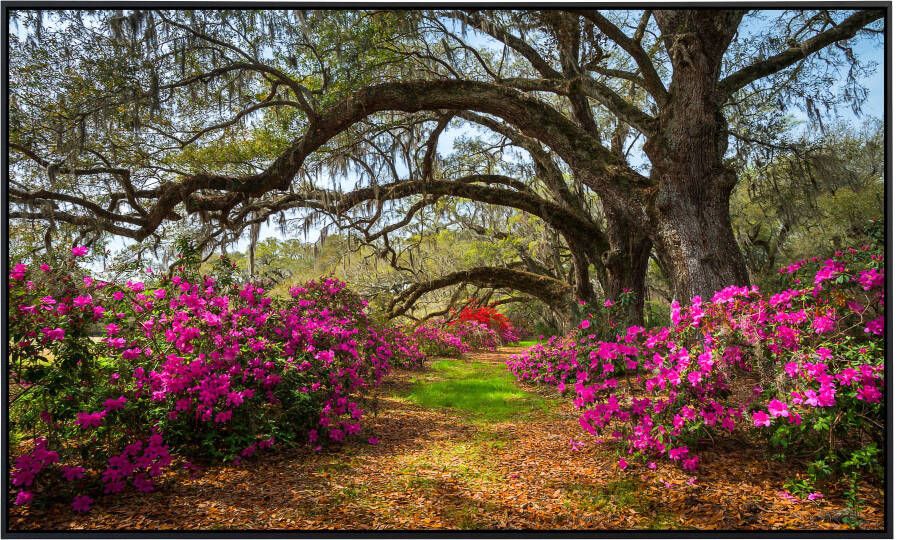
[8,9,885,329]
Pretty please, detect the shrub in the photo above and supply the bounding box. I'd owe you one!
[411,319,471,358]
[8,248,419,511]
[508,245,884,498]
[410,306,521,357]
[453,305,520,344]
[448,319,502,350]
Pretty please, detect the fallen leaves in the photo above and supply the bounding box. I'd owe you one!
[8,347,885,531]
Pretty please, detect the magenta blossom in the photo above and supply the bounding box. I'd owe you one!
[767,399,789,418]
[71,495,93,513]
[63,465,86,481]
[752,410,771,427]
[15,491,33,506]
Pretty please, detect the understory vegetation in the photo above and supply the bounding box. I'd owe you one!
[507,235,885,521]
[8,247,521,513]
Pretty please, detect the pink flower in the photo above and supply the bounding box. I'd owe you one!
[814,259,844,284]
[807,492,824,501]
[777,490,798,502]
[42,327,65,341]
[132,474,155,493]
[367,437,380,445]
[15,491,33,506]
[864,316,884,336]
[126,281,145,293]
[767,399,788,418]
[803,389,820,407]
[579,319,591,330]
[103,396,127,412]
[856,268,883,290]
[836,368,859,386]
[857,384,882,403]
[76,410,106,429]
[617,458,628,470]
[72,495,93,513]
[10,263,28,280]
[71,245,89,257]
[784,362,800,378]
[752,410,771,427]
[811,314,836,334]
[63,466,85,481]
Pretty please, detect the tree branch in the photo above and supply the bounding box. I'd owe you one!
[389,266,574,318]
[571,9,669,101]
[719,9,884,95]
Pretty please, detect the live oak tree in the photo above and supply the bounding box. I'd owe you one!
[9,9,884,321]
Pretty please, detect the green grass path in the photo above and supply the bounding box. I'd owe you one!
[396,357,552,423]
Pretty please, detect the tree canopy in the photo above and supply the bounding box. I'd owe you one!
[8,8,885,326]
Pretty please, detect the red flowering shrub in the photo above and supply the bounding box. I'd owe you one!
[454,306,520,344]
[8,247,422,512]
[411,308,520,356]
[508,245,884,500]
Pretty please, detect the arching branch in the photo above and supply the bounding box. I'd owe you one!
[719,9,884,95]
[388,266,574,318]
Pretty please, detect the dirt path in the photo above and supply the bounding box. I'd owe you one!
[10,347,884,531]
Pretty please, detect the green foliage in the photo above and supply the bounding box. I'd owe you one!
[732,122,884,285]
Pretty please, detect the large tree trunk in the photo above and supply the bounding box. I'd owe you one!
[646,10,750,301]
[570,248,597,304]
[601,207,652,325]
[649,170,747,300]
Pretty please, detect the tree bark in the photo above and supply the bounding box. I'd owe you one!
[645,10,750,300]
[600,205,652,325]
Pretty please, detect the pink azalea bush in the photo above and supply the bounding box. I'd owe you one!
[370,325,427,369]
[508,245,884,496]
[411,314,519,357]
[8,249,423,511]
[411,318,472,357]
[448,319,502,350]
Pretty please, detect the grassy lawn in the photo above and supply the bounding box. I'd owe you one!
[513,339,540,348]
[397,359,551,423]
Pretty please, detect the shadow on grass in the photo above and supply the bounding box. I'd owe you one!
[396,358,551,423]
